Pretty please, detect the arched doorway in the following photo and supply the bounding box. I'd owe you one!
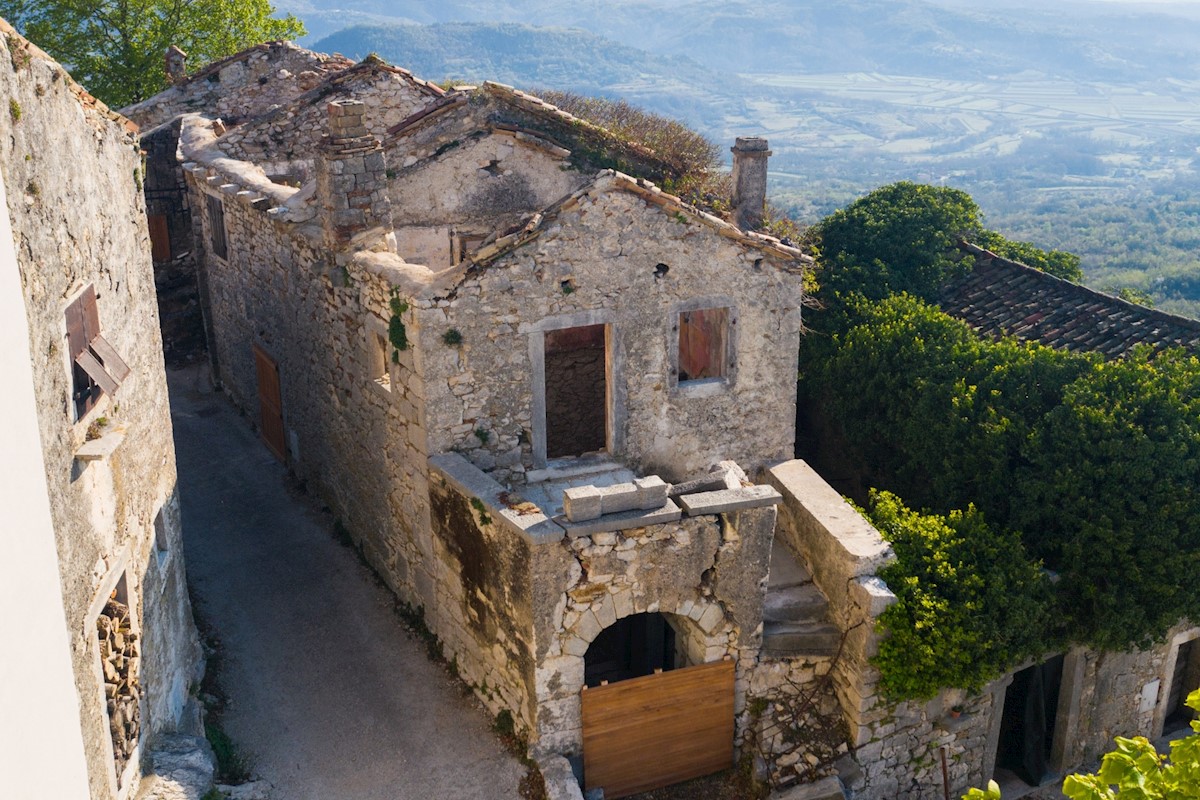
[584,612,679,687]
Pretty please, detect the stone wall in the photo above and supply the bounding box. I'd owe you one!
[1,23,202,800]
[121,41,353,129]
[217,60,443,177]
[415,184,805,486]
[388,128,586,254]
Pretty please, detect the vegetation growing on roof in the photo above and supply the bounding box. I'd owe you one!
[803,182,1200,698]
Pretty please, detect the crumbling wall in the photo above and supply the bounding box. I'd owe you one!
[217,61,442,171]
[1,23,201,800]
[416,186,803,486]
[121,41,353,129]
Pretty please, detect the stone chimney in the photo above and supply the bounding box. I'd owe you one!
[315,99,393,250]
[165,45,187,85]
[730,137,771,231]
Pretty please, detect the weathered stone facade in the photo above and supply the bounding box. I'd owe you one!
[128,40,1200,800]
[1,21,203,800]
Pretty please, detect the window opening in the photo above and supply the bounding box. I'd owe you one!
[452,232,487,266]
[677,307,729,382]
[97,573,141,787]
[369,329,391,391]
[1166,639,1200,733]
[544,324,607,459]
[207,194,228,259]
[153,508,169,568]
[585,613,677,687]
[66,285,131,420]
[995,655,1065,787]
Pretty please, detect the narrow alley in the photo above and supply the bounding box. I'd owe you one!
[170,365,526,799]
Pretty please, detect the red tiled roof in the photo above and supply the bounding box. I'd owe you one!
[940,242,1200,357]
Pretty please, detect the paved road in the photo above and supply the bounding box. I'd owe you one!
[170,366,525,800]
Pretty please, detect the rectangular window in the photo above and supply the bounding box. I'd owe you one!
[207,194,228,260]
[96,572,140,789]
[369,329,392,392]
[678,307,729,382]
[66,285,131,420]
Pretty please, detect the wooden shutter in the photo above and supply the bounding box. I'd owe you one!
[148,214,172,262]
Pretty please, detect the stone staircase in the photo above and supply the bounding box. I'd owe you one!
[762,539,842,658]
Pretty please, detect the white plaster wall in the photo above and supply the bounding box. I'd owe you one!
[0,165,91,800]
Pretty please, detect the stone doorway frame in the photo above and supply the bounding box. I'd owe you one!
[1154,626,1200,737]
[983,649,1086,787]
[525,310,624,470]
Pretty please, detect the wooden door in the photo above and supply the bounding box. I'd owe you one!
[582,659,734,798]
[253,345,286,462]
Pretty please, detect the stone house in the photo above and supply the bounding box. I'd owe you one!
[128,42,1200,800]
[0,22,202,800]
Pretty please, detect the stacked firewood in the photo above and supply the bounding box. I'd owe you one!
[97,596,141,778]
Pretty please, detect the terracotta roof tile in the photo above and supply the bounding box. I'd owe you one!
[941,242,1200,357]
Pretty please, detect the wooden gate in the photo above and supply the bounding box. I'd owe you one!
[252,345,286,462]
[582,658,734,798]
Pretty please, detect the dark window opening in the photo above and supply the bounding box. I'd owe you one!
[207,194,228,259]
[585,613,677,687]
[678,307,729,382]
[66,285,131,420]
[545,324,607,459]
[996,655,1065,787]
[453,232,488,265]
[1166,640,1200,733]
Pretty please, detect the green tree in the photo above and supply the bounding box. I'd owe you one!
[812,181,1082,304]
[9,0,305,107]
[867,490,1052,701]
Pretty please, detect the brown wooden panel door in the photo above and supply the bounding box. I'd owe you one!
[253,345,286,462]
[147,214,172,262]
[582,659,734,798]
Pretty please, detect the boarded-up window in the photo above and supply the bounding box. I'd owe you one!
[678,307,729,382]
[147,214,172,262]
[66,285,131,420]
[207,194,228,259]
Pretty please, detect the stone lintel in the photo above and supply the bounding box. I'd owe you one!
[679,485,782,516]
[771,775,846,800]
[559,500,682,538]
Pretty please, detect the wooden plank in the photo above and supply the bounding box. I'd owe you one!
[148,214,172,262]
[582,660,734,799]
[253,345,286,462]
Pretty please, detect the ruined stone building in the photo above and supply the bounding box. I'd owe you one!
[126,41,1200,800]
[0,22,202,800]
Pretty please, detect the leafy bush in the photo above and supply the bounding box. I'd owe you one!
[805,290,1200,656]
[867,491,1052,701]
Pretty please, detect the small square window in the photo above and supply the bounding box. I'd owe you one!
[66,285,131,420]
[678,307,730,382]
[207,194,228,260]
[369,329,391,392]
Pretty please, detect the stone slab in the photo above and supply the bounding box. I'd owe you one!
[535,753,585,800]
[429,452,565,545]
[679,484,782,516]
[563,485,602,522]
[74,427,126,462]
[558,500,682,538]
[771,775,846,800]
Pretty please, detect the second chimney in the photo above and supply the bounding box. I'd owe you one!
[731,137,771,231]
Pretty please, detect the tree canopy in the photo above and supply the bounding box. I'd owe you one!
[812,181,1082,303]
[9,0,305,107]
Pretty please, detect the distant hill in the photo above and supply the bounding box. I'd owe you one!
[293,0,1200,82]
[312,22,746,129]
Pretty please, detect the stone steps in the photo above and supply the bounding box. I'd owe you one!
[763,539,840,658]
[762,619,843,657]
[763,582,829,623]
[771,775,847,800]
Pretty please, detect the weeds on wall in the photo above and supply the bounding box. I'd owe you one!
[388,293,409,363]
